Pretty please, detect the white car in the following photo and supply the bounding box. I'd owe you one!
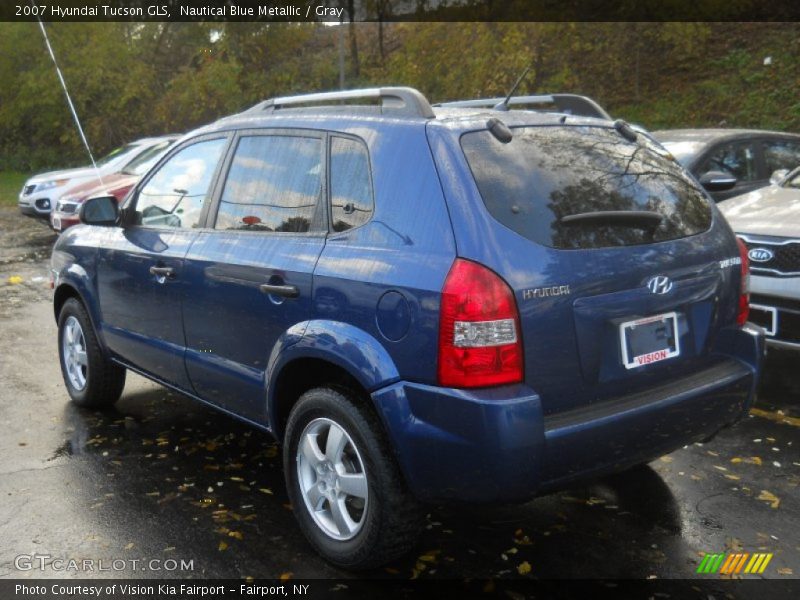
[18,136,177,219]
[719,167,800,351]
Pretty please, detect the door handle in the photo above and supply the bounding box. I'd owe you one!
[259,283,299,298]
[149,266,176,279]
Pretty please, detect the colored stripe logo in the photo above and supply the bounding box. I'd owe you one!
[696,552,773,574]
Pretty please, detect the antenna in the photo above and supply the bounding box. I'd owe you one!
[493,66,532,112]
[34,13,104,187]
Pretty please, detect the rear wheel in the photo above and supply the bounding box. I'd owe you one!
[58,298,125,408]
[284,387,423,569]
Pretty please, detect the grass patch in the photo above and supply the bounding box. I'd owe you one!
[0,171,28,207]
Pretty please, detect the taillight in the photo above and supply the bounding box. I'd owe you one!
[736,237,750,326]
[438,258,523,388]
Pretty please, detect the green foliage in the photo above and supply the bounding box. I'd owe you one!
[0,22,797,173]
[0,172,29,207]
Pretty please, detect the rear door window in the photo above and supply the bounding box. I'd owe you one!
[214,135,323,232]
[461,126,712,249]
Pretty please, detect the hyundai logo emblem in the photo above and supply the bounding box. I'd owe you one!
[748,247,774,263]
[647,275,673,295]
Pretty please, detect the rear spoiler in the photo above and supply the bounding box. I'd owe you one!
[436,94,611,120]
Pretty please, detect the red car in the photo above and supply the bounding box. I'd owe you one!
[50,136,177,232]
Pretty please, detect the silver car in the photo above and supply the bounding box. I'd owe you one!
[719,168,800,351]
[18,136,177,220]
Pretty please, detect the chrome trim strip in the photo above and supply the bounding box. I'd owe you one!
[738,234,800,246]
[767,338,800,351]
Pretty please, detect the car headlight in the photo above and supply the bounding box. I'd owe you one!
[56,199,80,213]
[35,179,70,192]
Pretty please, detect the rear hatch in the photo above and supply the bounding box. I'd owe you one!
[437,120,744,420]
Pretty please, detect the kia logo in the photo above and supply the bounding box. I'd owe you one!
[748,248,774,263]
[647,275,673,295]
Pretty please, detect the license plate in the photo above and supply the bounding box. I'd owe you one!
[52,217,61,231]
[749,304,777,336]
[619,312,680,369]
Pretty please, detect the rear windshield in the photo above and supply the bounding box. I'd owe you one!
[461,126,712,249]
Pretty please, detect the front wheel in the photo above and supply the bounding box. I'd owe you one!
[58,298,126,408]
[284,387,423,569]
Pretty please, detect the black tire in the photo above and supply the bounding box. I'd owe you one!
[57,297,126,408]
[283,387,423,569]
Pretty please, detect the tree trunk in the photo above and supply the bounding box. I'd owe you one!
[347,0,359,77]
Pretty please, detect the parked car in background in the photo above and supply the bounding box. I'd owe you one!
[52,87,763,569]
[50,137,177,232]
[652,129,800,202]
[719,167,800,352]
[18,135,178,220]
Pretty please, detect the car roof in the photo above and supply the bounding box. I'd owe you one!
[185,86,617,140]
[130,134,182,145]
[194,104,613,140]
[652,128,800,143]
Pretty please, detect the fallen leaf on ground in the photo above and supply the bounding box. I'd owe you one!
[7,276,23,285]
[750,407,800,428]
[757,490,780,509]
[418,551,439,563]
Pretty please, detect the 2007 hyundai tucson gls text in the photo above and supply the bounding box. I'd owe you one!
[51,87,764,569]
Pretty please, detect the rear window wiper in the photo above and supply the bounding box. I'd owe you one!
[559,210,663,230]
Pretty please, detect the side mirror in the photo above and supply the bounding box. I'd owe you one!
[769,169,789,185]
[79,195,119,226]
[699,171,737,192]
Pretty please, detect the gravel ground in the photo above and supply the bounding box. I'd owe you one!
[0,208,56,316]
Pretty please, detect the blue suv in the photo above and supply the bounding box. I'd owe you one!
[51,87,764,569]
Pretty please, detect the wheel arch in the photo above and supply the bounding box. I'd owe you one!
[266,320,401,441]
[53,279,107,355]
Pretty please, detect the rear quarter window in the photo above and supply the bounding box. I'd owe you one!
[461,126,713,249]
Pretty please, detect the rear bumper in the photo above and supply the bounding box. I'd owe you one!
[371,325,764,503]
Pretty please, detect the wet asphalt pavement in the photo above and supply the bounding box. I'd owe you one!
[0,210,799,588]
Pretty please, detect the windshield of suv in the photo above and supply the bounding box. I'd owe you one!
[95,143,139,168]
[461,126,712,249]
[120,140,173,176]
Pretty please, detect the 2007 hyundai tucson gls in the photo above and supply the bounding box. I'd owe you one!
[51,87,764,569]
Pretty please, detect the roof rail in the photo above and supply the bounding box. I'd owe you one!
[244,87,435,119]
[436,94,611,120]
